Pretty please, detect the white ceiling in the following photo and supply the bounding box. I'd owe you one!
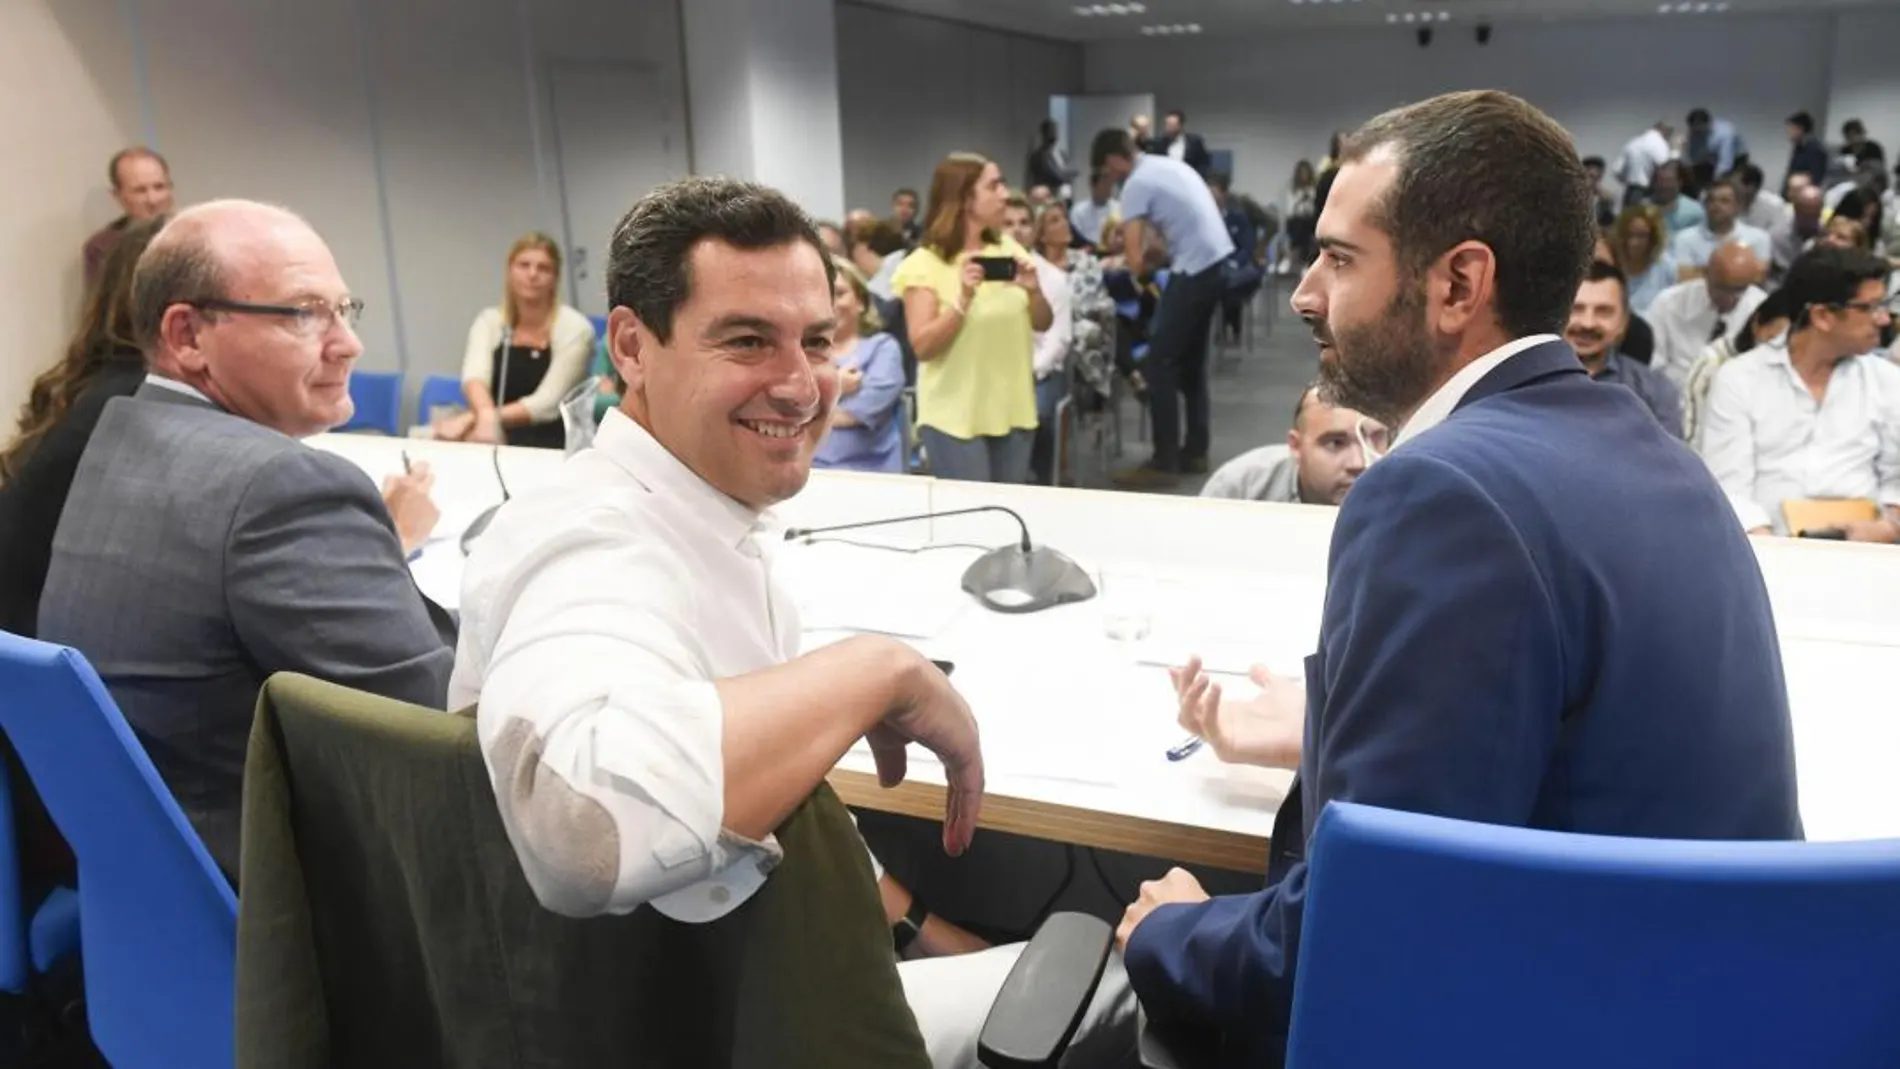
[854,0,1900,42]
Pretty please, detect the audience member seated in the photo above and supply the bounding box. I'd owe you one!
[1153,109,1211,177]
[1841,118,1886,171]
[1,217,165,638]
[1735,163,1791,232]
[36,200,453,877]
[1685,107,1748,176]
[817,220,846,256]
[1698,245,1900,541]
[435,233,593,449]
[1670,177,1773,279]
[1771,182,1827,281]
[1068,170,1120,254]
[450,177,1132,1069]
[1649,160,1706,236]
[895,155,1050,483]
[1209,174,1265,346]
[848,218,909,303]
[892,187,923,249]
[1565,262,1684,436]
[1646,242,1766,386]
[1581,155,1617,230]
[1013,200,1071,485]
[1032,202,1116,420]
[1823,214,1870,253]
[814,260,905,474]
[1682,289,1792,443]
[1611,204,1678,315]
[1200,384,1384,504]
[1594,235,1657,365]
[1785,111,1831,192]
[82,147,174,291]
[1121,91,1799,1066]
[1831,188,1885,255]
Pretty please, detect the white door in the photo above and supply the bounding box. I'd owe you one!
[1058,93,1158,170]
[547,61,689,318]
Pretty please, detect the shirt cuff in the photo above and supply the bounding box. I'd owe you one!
[649,827,783,923]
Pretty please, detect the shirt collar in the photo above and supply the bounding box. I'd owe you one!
[142,373,214,405]
[591,408,770,550]
[1394,334,1561,448]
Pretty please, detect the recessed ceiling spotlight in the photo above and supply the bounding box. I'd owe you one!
[1187,22,1201,31]
[1128,1,1146,10]
[1438,11,1450,21]
[1386,12,1399,22]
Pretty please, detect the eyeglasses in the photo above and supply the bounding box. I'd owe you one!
[187,296,364,336]
[1834,294,1900,317]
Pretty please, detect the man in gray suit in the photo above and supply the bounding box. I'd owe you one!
[38,199,453,877]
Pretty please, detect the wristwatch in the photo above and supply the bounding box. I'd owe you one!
[892,895,929,954]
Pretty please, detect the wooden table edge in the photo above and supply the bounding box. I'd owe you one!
[827,768,1269,874]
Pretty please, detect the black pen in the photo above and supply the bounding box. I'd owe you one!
[401,449,413,475]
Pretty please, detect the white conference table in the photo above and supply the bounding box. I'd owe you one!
[312,432,1900,872]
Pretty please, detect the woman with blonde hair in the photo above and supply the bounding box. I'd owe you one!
[813,258,906,473]
[436,232,593,448]
[893,152,1052,482]
[1611,205,1679,315]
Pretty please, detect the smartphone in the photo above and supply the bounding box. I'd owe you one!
[931,659,956,677]
[975,256,1017,282]
[1798,527,1848,540]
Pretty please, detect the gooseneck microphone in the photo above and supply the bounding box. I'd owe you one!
[783,505,1096,614]
[460,323,516,555]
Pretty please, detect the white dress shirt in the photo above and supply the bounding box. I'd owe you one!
[142,373,214,405]
[449,409,791,922]
[1031,253,1073,380]
[1696,341,1900,534]
[1616,128,1673,190]
[1644,280,1768,388]
[1742,189,1791,233]
[1394,334,1561,448]
[1069,197,1119,249]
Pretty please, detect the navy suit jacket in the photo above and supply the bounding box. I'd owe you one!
[1123,340,1802,1066]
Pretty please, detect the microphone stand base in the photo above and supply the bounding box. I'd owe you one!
[961,545,1098,613]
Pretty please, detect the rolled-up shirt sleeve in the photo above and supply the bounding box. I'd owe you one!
[471,509,781,921]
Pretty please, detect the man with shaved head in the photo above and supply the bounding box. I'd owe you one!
[38,199,452,877]
[1645,241,1767,387]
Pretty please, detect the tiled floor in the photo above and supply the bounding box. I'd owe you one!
[1062,275,1320,496]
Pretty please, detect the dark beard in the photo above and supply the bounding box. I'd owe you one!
[1312,278,1438,428]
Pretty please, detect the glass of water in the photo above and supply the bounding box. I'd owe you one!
[1099,569,1154,653]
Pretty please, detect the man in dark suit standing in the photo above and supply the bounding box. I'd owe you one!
[1116,90,1801,1066]
[1155,110,1211,177]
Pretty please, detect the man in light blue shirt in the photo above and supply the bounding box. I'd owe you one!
[1650,161,1707,236]
[1092,127,1235,488]
[1686,108,1748,177]
[1670,176,1774,278]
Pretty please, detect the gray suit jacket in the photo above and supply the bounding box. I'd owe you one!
[37,383,454,876]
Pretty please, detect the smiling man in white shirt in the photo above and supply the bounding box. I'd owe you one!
[450,177,1131,1069]
[1697,244,1900,540]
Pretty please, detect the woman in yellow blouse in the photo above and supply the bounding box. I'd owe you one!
[894,153,1052,482]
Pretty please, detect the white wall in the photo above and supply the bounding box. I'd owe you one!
[1824,9,1900,166]
[1085,12,1838,202]
[836,2,1084,216]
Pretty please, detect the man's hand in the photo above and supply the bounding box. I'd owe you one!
[865,653,984,856]
[1170,656,1305,769]
[468,411,505,445]
[381,461,440,556]
[432,411,475,441]
[1842,518,1900,544]
[1116,867,1209,950]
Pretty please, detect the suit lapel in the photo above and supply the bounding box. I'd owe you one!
[1452,339,1586,415]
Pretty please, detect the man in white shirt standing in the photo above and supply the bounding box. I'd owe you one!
[1615,120,1674,207]
[450,176,1131,1069]
[1698,245,1900,540]
[1670,177,1774,280]
[1645,242,1767,387]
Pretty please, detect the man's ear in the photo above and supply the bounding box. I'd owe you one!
[1285,428,1302,457]
[158,304,206,374]
[606,306,652,395]
[1430,240,1499,337]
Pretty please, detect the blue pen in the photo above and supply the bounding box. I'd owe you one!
[1166,735,1204,762]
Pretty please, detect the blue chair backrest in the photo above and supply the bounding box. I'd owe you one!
[588,314,608,341]
[1288,802,1900,1068]
[0,632,235,1069]
[341,370,402,435]
[0,754,24,994]
[415,373,464,427]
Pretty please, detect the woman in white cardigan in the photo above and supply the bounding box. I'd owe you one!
[433,232,594,449]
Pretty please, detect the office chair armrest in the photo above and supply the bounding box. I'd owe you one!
[975,912,1112,1069]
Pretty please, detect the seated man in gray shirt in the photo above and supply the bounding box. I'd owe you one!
[38,200,454,877]
[1566,261,1685,437]
[1201,384,1384,505]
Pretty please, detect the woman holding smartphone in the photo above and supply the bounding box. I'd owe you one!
[893,153,1052,482]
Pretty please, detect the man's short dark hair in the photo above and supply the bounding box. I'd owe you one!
[108,146,170,189]
[1582,259,1628,311]
[1209,172,1231,192]
[1788,111,1815,135]
[1339,89,1595,338]
[1781,244,1890,328]
[1166,109,1186,124]
[1704,176,1739,200]
[1687,108,1712,126]
[1581,155,1606,171]
[1090,128,1137,170]
[1844,118,1867,138]
[1735,163,1765,190]
[849,218,906,258]
[129,226,224,353]
[606,177,835,344]
[893,188,919,202]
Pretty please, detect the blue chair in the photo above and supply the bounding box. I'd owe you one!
[414,373,464,428]
[339,370,402,435]
[588,314,608,341]
[0,755,79,998]
[1287,802,1900,1068]
[0,633,236,1069]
